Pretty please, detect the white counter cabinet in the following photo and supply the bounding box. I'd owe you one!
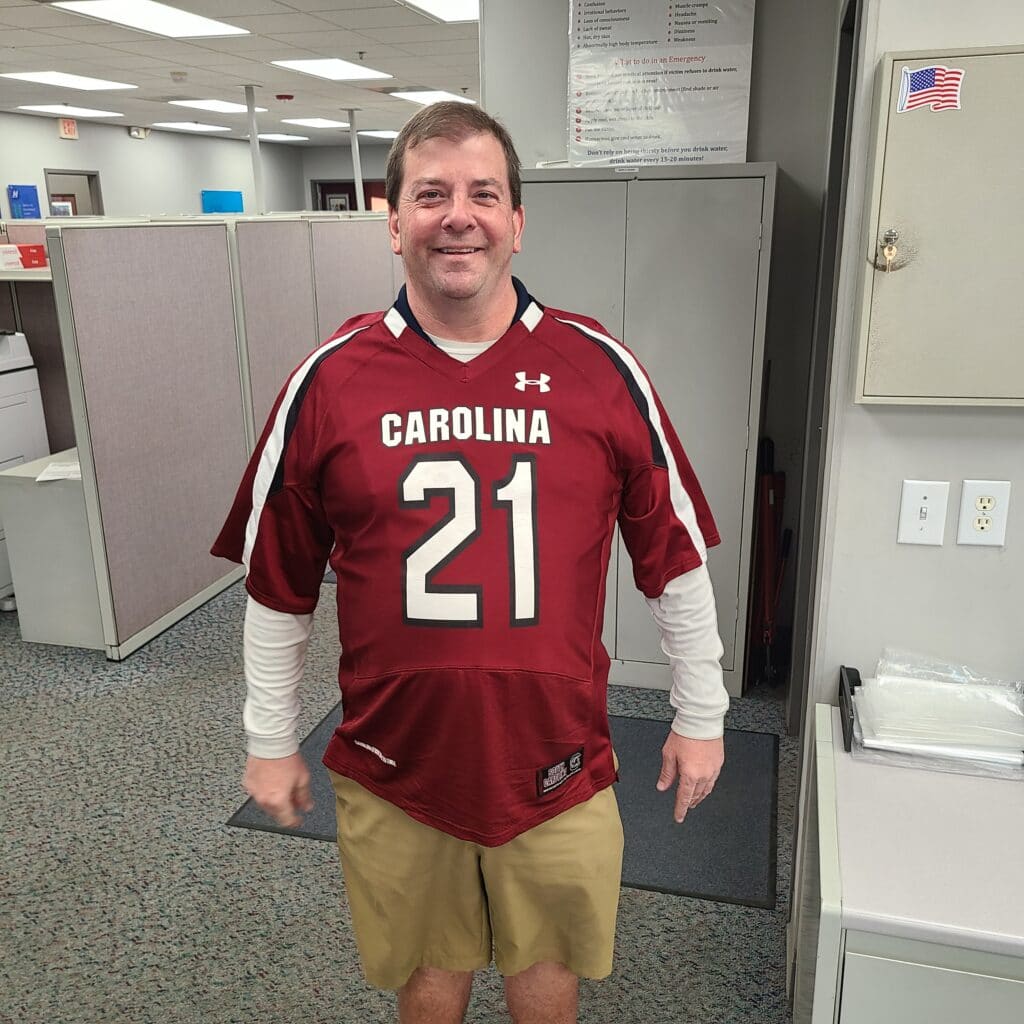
[811,705,1024,1023]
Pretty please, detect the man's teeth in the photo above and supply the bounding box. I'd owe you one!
[439,248,478,253]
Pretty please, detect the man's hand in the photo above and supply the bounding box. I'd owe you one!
[656,732,724,825]
[243,752,314,828]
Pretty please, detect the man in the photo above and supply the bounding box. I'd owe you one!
[213,102,728,1024]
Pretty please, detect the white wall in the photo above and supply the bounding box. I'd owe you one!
[300,144,390,205]
[0,112,306,217]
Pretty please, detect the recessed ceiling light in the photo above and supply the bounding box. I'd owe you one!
[281,118,350,129]
[18,104,123,117]
[397,0,479,23]
[52,1,248,39]
[271,59,392,82]
[359,130,400,139]
[391,90,476,106]
[169,99,267,114]
[0,71,137,91]
[152,121,231,132]
[256,133,309,142]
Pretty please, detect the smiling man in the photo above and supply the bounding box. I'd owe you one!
[213,102,729,1024]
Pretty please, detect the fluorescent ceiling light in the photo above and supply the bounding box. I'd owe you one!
[0,71,136,91]
[52,1,248,38]
[169,99,267,114]
[19,104,123,117]
[359,130,400,139]
[282,118,350,129]
[391,90,476,106]
[256,133,309,142]
[398,0,479,23]
[152,121,230,132]
[271,59,391,82]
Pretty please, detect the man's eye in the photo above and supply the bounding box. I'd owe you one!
[476,192,497,201]
[419,191,442,200]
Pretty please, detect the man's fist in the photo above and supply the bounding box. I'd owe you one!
[243,752,314,827]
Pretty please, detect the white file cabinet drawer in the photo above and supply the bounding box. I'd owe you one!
[840,949,1024,1023]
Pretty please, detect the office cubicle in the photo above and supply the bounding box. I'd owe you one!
[8,213,398,659]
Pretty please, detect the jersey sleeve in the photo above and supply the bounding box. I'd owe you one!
[211,366,334,615]
[616,374,721,599]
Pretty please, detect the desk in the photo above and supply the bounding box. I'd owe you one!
[0,448,104,649]
[811,704,1024,1022]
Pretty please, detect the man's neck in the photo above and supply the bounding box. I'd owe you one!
[405,278,518,343]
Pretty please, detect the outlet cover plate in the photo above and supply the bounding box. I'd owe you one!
[897,480,949,545]
[957,480,1011,546]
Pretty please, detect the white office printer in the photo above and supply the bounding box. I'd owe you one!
[0,331,50,607]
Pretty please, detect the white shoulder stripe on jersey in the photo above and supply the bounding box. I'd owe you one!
[383,307,405,339]
[553,315,708,564]
[242,324,370,572]
[521,301,543,332]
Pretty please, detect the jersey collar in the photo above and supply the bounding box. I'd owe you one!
[383,276,543,344]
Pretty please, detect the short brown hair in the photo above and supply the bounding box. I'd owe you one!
[385,101,522,210]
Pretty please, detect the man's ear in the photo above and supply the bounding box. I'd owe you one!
[387,207,402,255]
[512,205,525,255]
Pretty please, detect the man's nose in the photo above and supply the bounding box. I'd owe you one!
[441,193,476,232]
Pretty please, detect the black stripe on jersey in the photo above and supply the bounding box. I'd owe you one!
[391,276,536,345]
[269,336,358,497]
[558,321,667,469]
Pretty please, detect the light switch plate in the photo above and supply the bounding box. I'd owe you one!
[897,480,949,545]
[957,480,1011,546]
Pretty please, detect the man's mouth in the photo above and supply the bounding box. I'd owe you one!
[435,247,482,255]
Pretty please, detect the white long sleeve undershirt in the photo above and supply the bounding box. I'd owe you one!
[242,565,728,758]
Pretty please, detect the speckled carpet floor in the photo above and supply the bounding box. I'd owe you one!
[1,582,796,1024]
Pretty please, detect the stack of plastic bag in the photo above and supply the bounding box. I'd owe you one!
[851,648,1024,779]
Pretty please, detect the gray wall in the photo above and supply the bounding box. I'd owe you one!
[0,112,306,217]
[481,0,842,674]
[301,144,390,206]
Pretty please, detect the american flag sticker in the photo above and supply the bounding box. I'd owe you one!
[897,64,965,113]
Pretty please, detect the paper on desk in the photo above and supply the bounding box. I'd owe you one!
[35,460,81,482]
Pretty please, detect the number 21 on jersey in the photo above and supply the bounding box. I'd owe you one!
[400,454,538,627]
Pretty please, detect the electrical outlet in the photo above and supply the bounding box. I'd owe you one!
[958,480,1011,546]
[897,480,948,545]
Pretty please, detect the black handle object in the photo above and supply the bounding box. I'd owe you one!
[838,666,862,752]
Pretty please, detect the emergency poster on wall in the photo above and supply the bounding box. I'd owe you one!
[568,0,755,166]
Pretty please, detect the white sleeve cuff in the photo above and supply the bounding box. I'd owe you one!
[243,596,314,759]
[644,564,729,739]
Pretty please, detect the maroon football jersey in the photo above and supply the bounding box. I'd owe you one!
[212,278,719,845]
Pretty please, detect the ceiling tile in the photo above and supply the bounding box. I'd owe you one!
[0,28,64,47]
[314,6,434,30]
[357,25,475,44]
[186,0,296,14]
[0,4,92,28]
[226,12,341,34]
[398,38,479,56]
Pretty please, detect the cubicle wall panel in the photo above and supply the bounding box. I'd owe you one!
[312,218,395,343]
[236,220,318,429]
[60,225,248,643]
[17,283,74,452]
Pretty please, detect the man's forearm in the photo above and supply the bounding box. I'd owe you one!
[644,564,729,738]
[243,596,314,758]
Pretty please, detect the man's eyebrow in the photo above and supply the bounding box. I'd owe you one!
[405,177,506,191]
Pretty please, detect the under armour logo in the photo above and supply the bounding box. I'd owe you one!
[514,372,551,392]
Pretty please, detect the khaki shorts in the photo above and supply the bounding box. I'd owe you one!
[327,766,624,990]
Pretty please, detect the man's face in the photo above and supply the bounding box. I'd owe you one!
[388,131,525,308]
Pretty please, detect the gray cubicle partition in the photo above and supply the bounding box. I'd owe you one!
[234,218,319,431]
[47,221,248,659]
[311,216,400,343]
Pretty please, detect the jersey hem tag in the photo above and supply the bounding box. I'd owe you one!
[536,748,584,797]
